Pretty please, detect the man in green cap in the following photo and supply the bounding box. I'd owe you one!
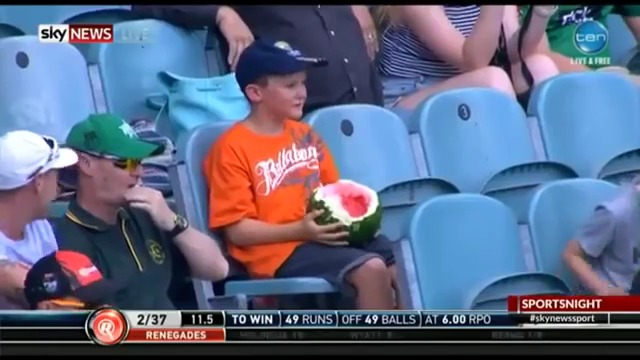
[54,113,229,310]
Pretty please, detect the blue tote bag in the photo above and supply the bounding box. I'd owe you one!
[154,71,250,142]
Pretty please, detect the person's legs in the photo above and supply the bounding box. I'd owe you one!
[276,238,395,310]
[509,53,559,95]
[356,234,402,308]
[385,67,516,110]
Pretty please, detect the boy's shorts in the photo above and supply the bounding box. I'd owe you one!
[275,234,395,293]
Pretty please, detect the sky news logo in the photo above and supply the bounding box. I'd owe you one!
[38,24,153,44]
[39,24,113,44]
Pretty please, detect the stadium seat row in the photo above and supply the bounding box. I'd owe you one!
[2,6,639,310]
[172,123,614,310]
[173,70,639,309]
[2,30,639,309]
[0,17,227,142]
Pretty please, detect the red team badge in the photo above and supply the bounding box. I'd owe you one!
[86,308,129,345]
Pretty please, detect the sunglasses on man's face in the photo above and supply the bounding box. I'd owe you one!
[111,158,142,172]
[80,151,142,173]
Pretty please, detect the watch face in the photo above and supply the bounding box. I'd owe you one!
[176,215,188,228]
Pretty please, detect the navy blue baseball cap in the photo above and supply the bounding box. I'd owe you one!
[235,40,328,93]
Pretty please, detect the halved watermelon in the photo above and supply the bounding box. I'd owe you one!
[309,179,382,245]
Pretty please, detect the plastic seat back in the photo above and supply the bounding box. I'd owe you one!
[409,88,577,221]
[0,36,94,141]
[305,104,458,241]
[305,104,418,191]
[91,19,208,121]
[528,72,640,178]
[0,6,18,37]
[173,122,233,233]
[409,88,538,192]
[608,14,638,66]
[408,194,569,310]
[528,179,619,289]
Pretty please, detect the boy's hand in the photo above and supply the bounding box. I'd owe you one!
[300,210,350,245]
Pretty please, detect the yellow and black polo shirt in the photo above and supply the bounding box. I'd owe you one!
[55,199,183,310]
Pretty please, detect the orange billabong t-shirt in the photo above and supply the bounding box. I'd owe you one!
[203,120,339,278]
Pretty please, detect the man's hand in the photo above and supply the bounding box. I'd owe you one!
[124,186,177,232]
[299,210,350,246]
[216,6,254,71]
[352,5,379,60]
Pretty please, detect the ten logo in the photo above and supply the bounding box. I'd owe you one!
[573,20,608,55]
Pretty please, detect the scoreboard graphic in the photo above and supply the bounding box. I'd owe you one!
[2,296,640,345]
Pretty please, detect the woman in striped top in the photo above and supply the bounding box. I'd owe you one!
[377,5,559,109]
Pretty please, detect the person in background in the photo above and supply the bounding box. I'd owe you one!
[134,5,383,115]
[377,5,559,110]
[0,131,78,308]
[23,250,122,310]
[524,6,640,77]
[204,40,398,310]
[54,114,229,310]
[563,178,640,296]
[131,5,254,71]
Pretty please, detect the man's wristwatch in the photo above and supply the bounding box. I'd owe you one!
[167,214,189,238]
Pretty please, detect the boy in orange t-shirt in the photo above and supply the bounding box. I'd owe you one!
[203,40,396,309]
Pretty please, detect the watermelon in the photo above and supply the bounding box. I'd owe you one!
[308,179,382,245]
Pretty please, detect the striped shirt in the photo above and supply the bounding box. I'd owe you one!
[378,5,481,79]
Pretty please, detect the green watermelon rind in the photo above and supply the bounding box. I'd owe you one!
[308,181,382,245]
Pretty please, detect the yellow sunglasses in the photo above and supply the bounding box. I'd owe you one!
[111,158,142,172]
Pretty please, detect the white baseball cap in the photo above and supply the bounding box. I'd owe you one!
[0,130,79,190]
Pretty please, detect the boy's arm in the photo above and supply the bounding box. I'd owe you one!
[208,141,346,247]
[562,207,624,295]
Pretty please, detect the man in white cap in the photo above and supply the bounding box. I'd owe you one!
[0,130,78,308]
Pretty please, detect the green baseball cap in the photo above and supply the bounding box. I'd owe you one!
[65,114,164,160]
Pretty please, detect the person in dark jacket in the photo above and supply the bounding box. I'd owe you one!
[131,5,253,71]
[132,5,383,115]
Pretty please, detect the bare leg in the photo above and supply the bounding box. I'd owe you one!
[346,257,395,310]
[396,66,516,109]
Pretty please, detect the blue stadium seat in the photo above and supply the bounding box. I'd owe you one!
[170,122,337,310]
[0,7,18,37]
[528,72,640,183]
[607,14,638,67]
[527,179,619,290]
[408,88,577,221]
[0,6,131,35]
[48,201,69,219]
[399,194,570,310]
[87,19,208,122]
[0,36,94,141]
[304,104,458,241]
